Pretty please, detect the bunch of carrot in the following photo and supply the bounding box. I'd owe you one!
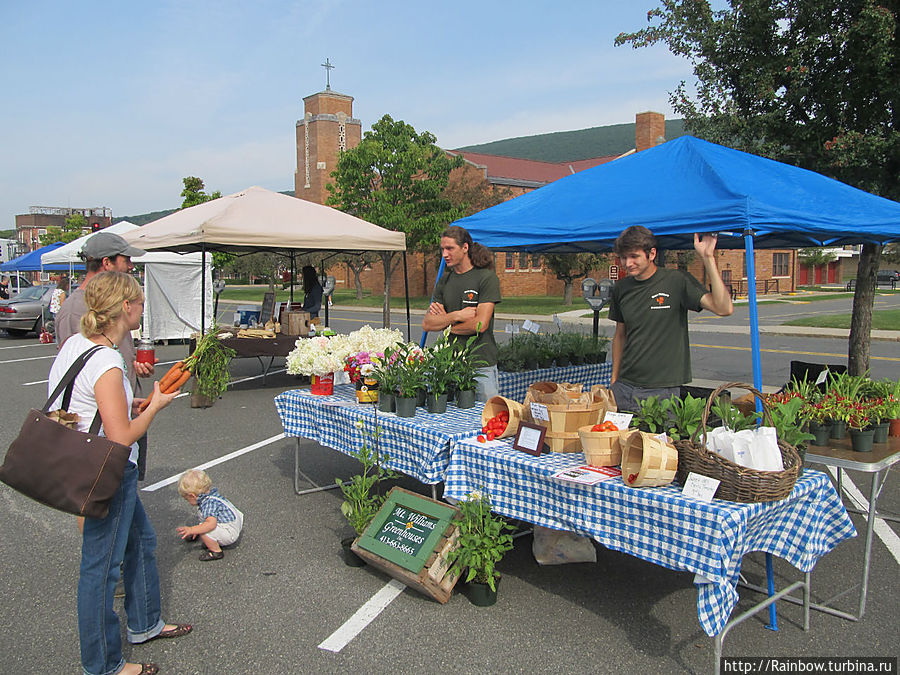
[138,358,194,412]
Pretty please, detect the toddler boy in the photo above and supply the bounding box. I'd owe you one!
[176,469,244,561]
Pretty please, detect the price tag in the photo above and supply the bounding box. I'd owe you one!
[654,432,669,445]
[603,411,633,429]
[681,473,720,502]
[512,323,520,334]
[522,319,540,334]
[815,368,829,386]
[505,322,514,334]
[530,402,550,423]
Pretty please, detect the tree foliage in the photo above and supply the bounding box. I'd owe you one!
[39,213,88,247]
[179,176,234,272]
[327,115,463,325]
[543,253,604,305]
[617,0,899,374]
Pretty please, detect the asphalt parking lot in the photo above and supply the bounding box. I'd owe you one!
[0,332,897,674]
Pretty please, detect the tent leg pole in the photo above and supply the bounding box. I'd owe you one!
[201,244,207,336]
[744,229,777,630]
[419,258,446,348]
[403,252,411,342]
[290,252,295,305]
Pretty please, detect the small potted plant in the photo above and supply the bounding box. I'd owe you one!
[335,420,398,566]
[370,347,399,413]
[394,343,426,417]
[446,491,514,606]
[666,393,705,441]
[424,332,456,413]
[765,392,815,468]
[633,396,672,434]
[450,332,488,409]
[846,402,875,453]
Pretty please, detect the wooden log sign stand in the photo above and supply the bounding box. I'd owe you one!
[352,487,461,603]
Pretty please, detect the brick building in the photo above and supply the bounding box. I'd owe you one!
[15,206,112,253]
[294,87,803,299]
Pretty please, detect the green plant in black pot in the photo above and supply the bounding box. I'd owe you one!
[710,397,758,432]
[450,331,488,409]
[668,393,705,441]
[633,395,672,433]
[447,491,514,600]
[336,420,399,537]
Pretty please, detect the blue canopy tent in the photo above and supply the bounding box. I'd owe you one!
[454,135,900,391]
[0,242,85,273]
[453,135,900,629]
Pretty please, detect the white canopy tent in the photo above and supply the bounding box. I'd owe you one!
[41,221,212,340]
[120,186,410,335]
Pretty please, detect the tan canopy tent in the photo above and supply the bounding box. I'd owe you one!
[122,185,406,253]
[121,185,409,334]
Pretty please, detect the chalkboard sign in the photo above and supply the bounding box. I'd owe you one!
[357,488,457,574]
[260,292,276,324]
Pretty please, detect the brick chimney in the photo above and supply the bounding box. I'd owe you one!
[635,111,666,152]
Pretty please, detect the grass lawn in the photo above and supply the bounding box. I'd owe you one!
[784,309,900,330]
[219,287,592,316]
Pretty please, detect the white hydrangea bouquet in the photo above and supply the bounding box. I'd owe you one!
[286,325,404,377]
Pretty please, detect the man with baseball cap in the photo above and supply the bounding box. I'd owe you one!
[56,231,156,479]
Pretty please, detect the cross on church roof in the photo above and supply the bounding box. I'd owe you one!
[321,58,334,90]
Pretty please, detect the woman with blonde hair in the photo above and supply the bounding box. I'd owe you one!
[48,271,192,675]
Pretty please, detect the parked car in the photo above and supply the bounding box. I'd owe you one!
[1,274,33,295]
[0,284,55,336]
[876,269,899,283]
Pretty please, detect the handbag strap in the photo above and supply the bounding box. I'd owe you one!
[45,345,108,435]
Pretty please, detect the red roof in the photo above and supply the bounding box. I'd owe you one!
[450,150,617,186]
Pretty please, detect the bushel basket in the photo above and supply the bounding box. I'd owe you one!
[673,382,801,503]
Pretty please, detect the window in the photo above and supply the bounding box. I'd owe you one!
[742,256,747,279]
[721,269,732,284]
[773,252,790,277]
[505,253,514,270]
[531,255,542,270]
[519,252,528,269]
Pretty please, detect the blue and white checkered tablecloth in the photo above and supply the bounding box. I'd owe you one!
[445,437,856,636]
[274,386,485,484]
[498,362,612,402]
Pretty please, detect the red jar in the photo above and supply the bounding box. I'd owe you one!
[136,338,155,364]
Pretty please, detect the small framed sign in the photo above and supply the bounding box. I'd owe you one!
[513,421,547,456]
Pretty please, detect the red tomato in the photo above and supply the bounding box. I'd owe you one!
[487,432,495,441]
[477,435,486,443]
[591,424,604,432]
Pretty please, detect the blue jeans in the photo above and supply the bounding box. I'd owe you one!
[610,380,680,414]
[79,463,165,675]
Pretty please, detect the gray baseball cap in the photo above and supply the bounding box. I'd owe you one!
[81,232,145,260]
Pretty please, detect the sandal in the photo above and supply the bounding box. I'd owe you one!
[135,663,159,674]
[142,623,193,643]
[199,549,224,561]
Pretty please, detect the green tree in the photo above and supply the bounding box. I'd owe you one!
[543,253,604,305]
[798,248,838,285]
[179,176,234,272]
[39,213,87,247]
[326,114,464,326]
[617,0,899,374]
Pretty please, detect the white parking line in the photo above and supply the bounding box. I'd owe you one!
[0,355,55,364]
[141,433,286,492]
[0,343,54,350]
[318,580,406,652]
[826,466,900,565]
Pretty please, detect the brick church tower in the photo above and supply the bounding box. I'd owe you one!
[294,88,362,205]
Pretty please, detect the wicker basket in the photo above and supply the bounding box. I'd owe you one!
[673,382,801,503]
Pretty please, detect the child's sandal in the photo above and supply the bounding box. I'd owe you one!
[199,549,224,561]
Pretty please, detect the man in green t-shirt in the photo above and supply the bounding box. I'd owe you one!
[608,226,733,413]
[422,226,501,401]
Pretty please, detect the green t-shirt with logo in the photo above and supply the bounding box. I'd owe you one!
[433,266,502,366]
[608,267,707,388]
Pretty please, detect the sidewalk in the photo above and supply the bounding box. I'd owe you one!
[218,298,899,342]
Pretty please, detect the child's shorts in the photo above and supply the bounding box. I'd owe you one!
[208,512,243,546]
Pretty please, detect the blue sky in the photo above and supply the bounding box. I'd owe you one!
[0,1,696,227]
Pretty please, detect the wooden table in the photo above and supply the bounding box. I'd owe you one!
[801,435,900,621]
[209,335,303,383]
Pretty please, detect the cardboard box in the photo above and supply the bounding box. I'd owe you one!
[284,311,310,336]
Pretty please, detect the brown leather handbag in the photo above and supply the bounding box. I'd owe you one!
[0,346,131,518]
